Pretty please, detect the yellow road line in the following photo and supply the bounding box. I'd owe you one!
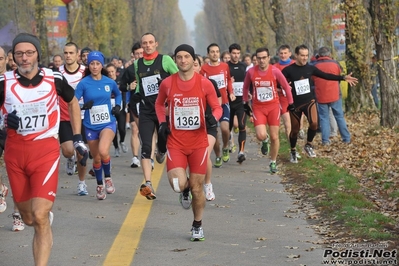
[103,162,165,266]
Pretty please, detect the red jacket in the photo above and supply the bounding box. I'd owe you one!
[312,56,341,103]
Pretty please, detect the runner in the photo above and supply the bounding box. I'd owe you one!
[227,43,248,163]
[200,43,235,167]
[1,33,87,266]
[75,51,121,200]
[155,44,222,241]
[133,33,178,200]
[282,44,357,162]
[243,47,293,173]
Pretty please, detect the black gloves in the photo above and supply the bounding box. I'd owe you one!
[243,102,252,117]
[131,93,142,104]
[5,110,20,130]
[72,134,89,166]
[288,104,296,112]
[205,114,218,128]
[157,77,163,87]
[0,129,6,157]
[158,122,170,141]
[81,100,94,110]
[112,105,121,116]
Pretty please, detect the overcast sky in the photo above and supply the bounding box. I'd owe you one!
[178,0,203,31]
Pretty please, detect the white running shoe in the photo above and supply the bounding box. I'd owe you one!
[304,144,316,158]
[65,156,76,176]
[204,183,215,201]
[114,148,120,157]
[120,142,128,153]
[130,156,141,168]
[105,178,115,194]
[77,183,88,196]
[0,184,8,213]
[126,123,131,129]
[191,226,205,241]
[179,190,192,209]
[11,213,25,231]
[96,185,106,200]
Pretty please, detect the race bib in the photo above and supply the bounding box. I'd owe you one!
[174,106,200,130]
[78,97,85,118]
[89,104,111,125]
[142,74,161,96]
[110,98,116,107]
[232,82,243,96]
[14,101,49,134]
[256,87,274,102]
[294,79,311,95]
[209,74,226,89]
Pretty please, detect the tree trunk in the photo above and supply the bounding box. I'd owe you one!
[370,0,399,127]
[271,0,286,46]
[35,0,49,65]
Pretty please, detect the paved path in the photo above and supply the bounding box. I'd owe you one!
[0,130,325,265]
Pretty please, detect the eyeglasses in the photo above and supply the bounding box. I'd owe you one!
[14,50,37,58]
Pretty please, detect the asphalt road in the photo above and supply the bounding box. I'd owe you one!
[0,129,325,266]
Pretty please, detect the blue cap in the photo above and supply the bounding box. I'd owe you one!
[87,51,105,66]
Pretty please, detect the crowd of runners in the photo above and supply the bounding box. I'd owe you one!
[0,32,358,265]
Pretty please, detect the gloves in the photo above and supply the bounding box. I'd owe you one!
[0,129,6,157]
[205,114,218,127]
[81,100,94,110]
[5,110,20,130]
[112,105,121,116]
[131,93,142,104]
[157,77,163,87]
[288,104,296,112]
[243,102,252,117]
[158,122,170,141]
[72,134,89,166]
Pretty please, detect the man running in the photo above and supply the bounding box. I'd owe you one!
[155,44,222,241]
[282,44,357,162]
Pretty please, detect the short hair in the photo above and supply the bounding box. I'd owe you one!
[64,42,79,52]
[131,42,141,53]
[228,43,241,53]
[278,44,291,52]
[220,50,230,60]
[141,32,156,42]
[318,47,331,57]
[295,44,309,54]
[53,54,62,59]
[255,47,269,57]
[105,63,116,69]
[206,43,219,54]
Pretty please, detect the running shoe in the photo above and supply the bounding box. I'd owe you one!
[140,182,156,200]
[11,213,25,231]
[304,144,316,158]
[151,159,154,171]
[156,151,166,164]
[131,156,141,168]
[114,148,120,157]
[191,226,205,241]
[237,152,246,164]
[229,143,237,153]
[204,183,215,201]
[296,151,302,159]
[120,142,128,153]
[49,211,54,226]
[261,138,270,155]
[214,157,222,168]
[233,127,239,134]
[0,184,8,213]
[290,150,298,163]
[88,168,95,177]
[298,129,305,139]
[269,161,278,174]
[222,148,230,162]
[96,185,107,200]
[126,123,131,129]
[77,183,88,196]
[105,178,115,194]
[66,156,76,176]
[179,189,192,209]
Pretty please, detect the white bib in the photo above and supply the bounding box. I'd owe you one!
[15,101,49,134]
[209,74,226,89]
[89,104,111,125]
[142,74,161,96]
[256,87,274,102]
[232,82,243,96]
[294,79,311,95]
[174,106,200,130]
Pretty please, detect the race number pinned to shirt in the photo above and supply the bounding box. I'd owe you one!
[142,74,161,96]
[232,82,243,96]
[209,74,226,89]
[89,104,111,125]
[256,87,274,102]
[294,79,311,95]
[14,101,49,134]
[174,106,200,130]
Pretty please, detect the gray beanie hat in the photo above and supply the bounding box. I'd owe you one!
[12,33,41,61]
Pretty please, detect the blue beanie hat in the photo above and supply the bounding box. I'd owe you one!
[87,51,105,66]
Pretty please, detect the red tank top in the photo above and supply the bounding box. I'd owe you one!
[250,66,279,107]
